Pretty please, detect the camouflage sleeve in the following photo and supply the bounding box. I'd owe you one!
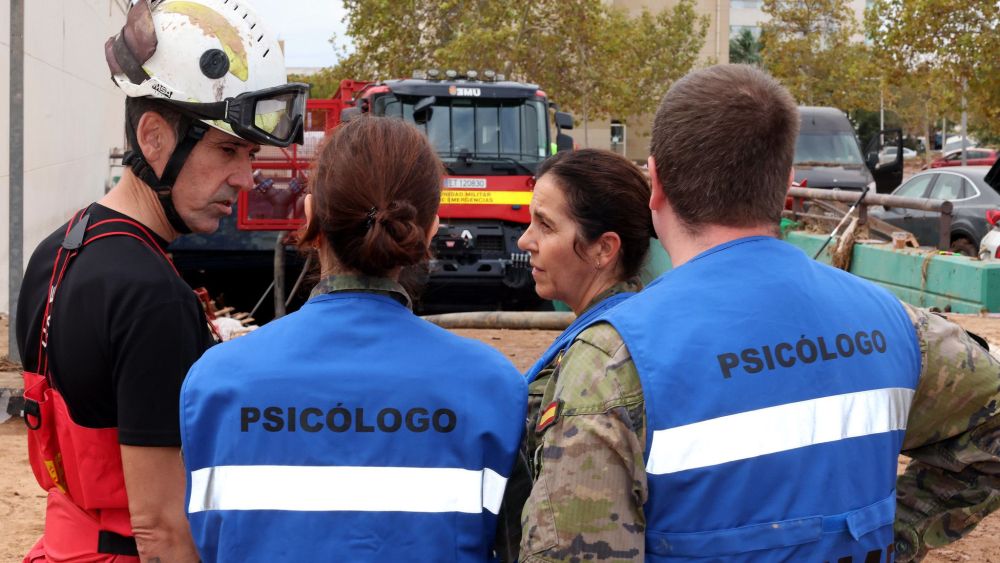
[895,304,1000,562]
[495,371,551,562]
[519,322,647,562]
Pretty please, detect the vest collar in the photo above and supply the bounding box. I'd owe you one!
[310,274,413,310]
[687,236,777,266]
[580,277,642,315]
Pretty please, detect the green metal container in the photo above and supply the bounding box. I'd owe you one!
[556,233,1000,314]
[786,232,1000,313]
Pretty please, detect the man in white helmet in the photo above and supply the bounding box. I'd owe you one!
[15,1,307,561]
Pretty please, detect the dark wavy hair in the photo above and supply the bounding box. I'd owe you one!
[536,149,653,279]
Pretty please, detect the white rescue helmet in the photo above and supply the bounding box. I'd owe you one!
[105,0,308,233]
[106,0,308,147]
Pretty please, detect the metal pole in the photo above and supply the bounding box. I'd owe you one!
[273,231,287,319]
[960,78,968,167]
[879,89,884,133]
[8,0,24,363]
[942,117,946,152]
[622,123,626,161]
[788,187,952,212]
[577,42,588,148]
[715,0,721,61]
[939,211,952,251]
[422,311,575,330]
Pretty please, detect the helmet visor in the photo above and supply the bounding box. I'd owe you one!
[251,88,307,143]
[235,83,310,147]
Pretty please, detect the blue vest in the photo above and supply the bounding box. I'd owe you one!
[524,291,634,383]
[604,237,920,562]
[180,292,527,562]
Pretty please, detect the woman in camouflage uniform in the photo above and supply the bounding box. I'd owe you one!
[496,149,654,561]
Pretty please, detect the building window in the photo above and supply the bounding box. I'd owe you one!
[731,0,763,9]
[610,120,626,156]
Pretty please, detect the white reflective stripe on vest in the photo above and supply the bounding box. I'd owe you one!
[646,387,914,475]
[188,465,508,515]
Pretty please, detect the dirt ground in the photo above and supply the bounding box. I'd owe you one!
[1,317,999,561]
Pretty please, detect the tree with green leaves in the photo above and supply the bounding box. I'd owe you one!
[295,0,707,142]
[881,66,957,154]
[615,4,707,122]
[760,0,879,111]
[866,0,1000,139]
[729,28,762,66]
[288,67,344,100]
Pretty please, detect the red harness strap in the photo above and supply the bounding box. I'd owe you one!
[22,209,204,561]
[34,209,84,379]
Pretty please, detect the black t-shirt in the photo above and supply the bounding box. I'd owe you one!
[16,204,214,446]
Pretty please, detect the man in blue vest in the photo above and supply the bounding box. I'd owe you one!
[518,64,1000,562]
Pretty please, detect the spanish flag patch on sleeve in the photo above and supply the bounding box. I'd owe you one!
[535,400,562,434]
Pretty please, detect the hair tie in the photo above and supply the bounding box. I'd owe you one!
[366,206,378,229]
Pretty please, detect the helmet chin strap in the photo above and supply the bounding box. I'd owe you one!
[122,115,208,235]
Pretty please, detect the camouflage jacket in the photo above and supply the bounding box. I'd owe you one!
[494,279,642,563]
[518,303,1000,562]
[309,274,412,309]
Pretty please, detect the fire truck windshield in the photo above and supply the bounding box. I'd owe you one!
[374,95,550,170]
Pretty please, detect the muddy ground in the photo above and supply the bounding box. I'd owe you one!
[1,316,998,561]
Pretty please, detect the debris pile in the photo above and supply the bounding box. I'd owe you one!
[195,287,258,341]
[210,307,258,341]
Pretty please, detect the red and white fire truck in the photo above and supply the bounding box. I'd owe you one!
[240,71,574,311]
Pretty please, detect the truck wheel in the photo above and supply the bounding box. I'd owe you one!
[950,237,976,257]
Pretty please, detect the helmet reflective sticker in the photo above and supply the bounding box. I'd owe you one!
[162,1,249,82]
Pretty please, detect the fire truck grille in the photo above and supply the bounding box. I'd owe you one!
[476,235,505,253]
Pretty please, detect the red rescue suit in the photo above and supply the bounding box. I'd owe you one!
[21,210,184,562]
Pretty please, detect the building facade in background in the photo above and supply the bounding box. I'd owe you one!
[1,0,128,314]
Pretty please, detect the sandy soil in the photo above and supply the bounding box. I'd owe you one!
[0,421,45,562]
[451,328,559,373]
[1,318,998,561]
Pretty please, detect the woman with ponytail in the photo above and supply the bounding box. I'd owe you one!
[179,117,527,562]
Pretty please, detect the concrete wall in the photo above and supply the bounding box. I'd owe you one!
[729,0,764,34]
[1,0,128,314]
[575,0,730,162]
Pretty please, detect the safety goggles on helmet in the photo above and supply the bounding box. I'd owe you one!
[169,83,310,147]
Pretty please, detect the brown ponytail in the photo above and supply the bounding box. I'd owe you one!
[301,117,443,277]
